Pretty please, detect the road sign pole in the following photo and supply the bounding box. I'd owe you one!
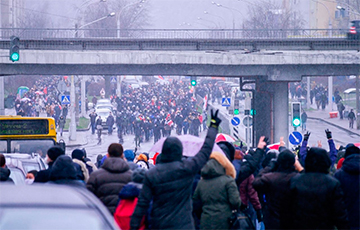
[81,76,86,117]
[69,75,77,141]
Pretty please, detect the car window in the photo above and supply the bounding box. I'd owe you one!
[8,168,25,185]
[22,163,41,173]
[0,140,7,153]
[0,208,111,230]
[10,140,54,158]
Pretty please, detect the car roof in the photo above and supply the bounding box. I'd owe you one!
[96,108,111,113]
[0,184,95,207]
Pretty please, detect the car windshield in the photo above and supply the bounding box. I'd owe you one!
[96,106,112,110]
[0,208,110,230]
[97,112,109,118]
[22,162,41,172]
[8,167,25,185]
[0,140,7,153]
[10,140,55,158]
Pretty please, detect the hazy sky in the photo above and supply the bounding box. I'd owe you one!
[23,0,258,29]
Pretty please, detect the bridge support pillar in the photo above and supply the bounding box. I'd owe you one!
[272,82,289,145]
[0,77,4,115]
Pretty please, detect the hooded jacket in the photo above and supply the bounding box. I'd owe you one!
[334,154,360,229]
[0,167,14,183]
[290,148,349,230]
[193,152,240,230]
[87,157,132,215]
[130,127,218,230]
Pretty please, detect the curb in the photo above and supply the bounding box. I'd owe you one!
[308,116,360,137]
[65,139,89,148]
[63,122,91,132]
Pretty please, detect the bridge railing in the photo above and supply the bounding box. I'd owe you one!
[0,28,348,39]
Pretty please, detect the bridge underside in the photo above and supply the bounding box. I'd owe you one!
[0,64,359,80]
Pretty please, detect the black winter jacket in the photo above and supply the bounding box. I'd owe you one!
[34,162,54,183]
[130,127,218,230]
[87,157,132,214]
[0,167,14,183]
[334,154,360,229]
[253,167,297,229]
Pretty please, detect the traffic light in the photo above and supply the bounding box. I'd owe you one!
[292,102,301,127]
[190,76,197,86]
[250,109,256,116]
[234,99,240,115]
[9,36,20,62]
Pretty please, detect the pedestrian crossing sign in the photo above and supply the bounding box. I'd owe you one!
[110,76,117,83]
[221,97,231,107]
[61,95,70,105]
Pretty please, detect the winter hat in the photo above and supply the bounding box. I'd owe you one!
[124,150,135,162]
[217,141,235,162]
[71,149,85,161]
[132,167,146,184]
[345,145,360,158]
[47,146,65,162]
[161,136,183,163]
[276,150,295,172]
[305,147,331,173]
[50,155,77,181]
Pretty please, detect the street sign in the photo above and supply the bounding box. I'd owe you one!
[231,117,241,126]
[111,76,117,83]
[243,116,253,127]
[61,95,70,105]
[221,97,231,107]
[289,131,303,145]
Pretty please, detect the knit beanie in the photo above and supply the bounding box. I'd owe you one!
[47,146,65,162]
[71,149,85,161]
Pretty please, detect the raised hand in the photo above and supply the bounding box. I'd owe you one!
[257,136,267,149]
[304,131,311,141]
[280,136,285,147]
[209,109,221,129]
[325,129,332,139]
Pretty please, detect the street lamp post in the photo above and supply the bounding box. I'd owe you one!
[204,11,226,29]
[197,17,218,28]
[116,0,145,38]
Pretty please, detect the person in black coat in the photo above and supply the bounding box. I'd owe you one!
[334,145,360,229]
[34,146,65,183]
[253,150,303,229]
[130,110,221,230]
[48,155,85,188]
[290,147,349,230]
[0,154,14,183]
[87,143,132,215]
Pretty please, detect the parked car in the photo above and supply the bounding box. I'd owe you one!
[4,153,47,185]
[0,184,120,230]
[95,99,114,113]
[347,20,360,40]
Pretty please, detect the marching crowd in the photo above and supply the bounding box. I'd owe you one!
[1,108,359,230]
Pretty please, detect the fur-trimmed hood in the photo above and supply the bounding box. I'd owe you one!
[201,152,236,179]
[73,158,90,182]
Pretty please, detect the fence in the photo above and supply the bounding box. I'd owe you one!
[0,28,349,40]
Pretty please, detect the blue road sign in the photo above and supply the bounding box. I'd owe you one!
[231,117,241,126]
[289,131,303,145]
[221,97,231,107]
[110,76,117,83]
[61,95,70,105]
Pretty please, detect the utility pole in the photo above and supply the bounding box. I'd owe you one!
[0,77,4,115]
[69,75,77,141]
[81,76,86,117]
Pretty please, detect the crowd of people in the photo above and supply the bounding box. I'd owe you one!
[1,108,359,230]
[89,79,211,146]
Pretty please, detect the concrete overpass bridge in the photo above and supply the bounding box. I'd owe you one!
[0,31,359,146]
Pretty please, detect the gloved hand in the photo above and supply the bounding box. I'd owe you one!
[325,129,332,139]
[210,109,221,129]
[304,131,311,141]
[256,209,263,222]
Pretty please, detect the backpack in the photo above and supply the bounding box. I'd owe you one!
[114,198,145,230]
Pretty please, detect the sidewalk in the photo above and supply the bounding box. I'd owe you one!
[57,129,89,148]
[306,103,360,137]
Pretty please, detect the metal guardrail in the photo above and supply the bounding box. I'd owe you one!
[0,38,359,51]
[0,28,350,39]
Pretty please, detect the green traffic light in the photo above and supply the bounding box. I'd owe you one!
[234,109,239,115]
[292,118,301,127]
[10,52,19,62]
[191,80,197,86]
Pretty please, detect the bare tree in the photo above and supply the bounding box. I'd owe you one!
[79,0,151,38]
[18,2,52,29]
[242,0,305,38]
